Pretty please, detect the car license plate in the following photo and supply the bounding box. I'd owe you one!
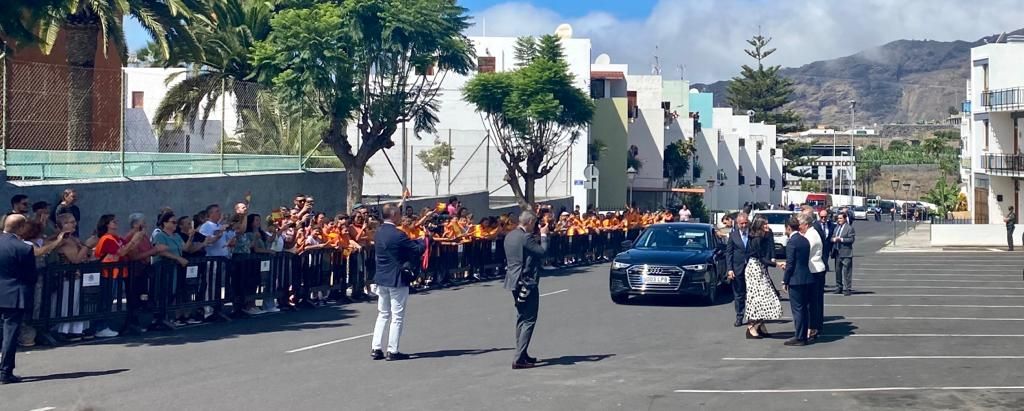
[643,275,670,285]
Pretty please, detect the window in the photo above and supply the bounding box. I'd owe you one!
[825,165,833,180]
[983,64,989,91]
[770,148,776,156]
[739,138,746,147]
[756,141,763,151]
[131,91,144,109]
[478,56,496,73]
[590,79,606,99]
[984,120,990,151]
[661,101,671,111]
[627,91,638,119]
[756,176,762,186]
[811,166,819,180]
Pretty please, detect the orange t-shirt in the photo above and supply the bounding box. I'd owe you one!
[95,234,127,278]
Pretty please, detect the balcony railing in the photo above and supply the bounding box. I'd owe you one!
[983,153,1024,175]
[981,87,1024,111]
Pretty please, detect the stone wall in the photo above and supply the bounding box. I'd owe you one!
[880,124,958,139]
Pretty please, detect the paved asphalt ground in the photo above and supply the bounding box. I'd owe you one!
[5,220,1024,410]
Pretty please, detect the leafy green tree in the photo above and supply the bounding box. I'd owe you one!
[154,0,273,134]
[726,33,801,133]
[416,142,455,195]
[513,36,538,68]
[663,139,694,187]
[800,180,821,192]
[463,34,594,209]
[253,0,475,211]
[21,0,206,149]
[923,178,959,217]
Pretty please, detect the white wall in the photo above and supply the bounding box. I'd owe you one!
[626,74,666,189]
[932,224,1023,246]
[352,34,592,207]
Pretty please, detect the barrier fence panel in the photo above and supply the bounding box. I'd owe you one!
[25,224,653,346]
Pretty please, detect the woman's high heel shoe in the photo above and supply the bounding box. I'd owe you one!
[745,328,763,339]
[757,324,772,338]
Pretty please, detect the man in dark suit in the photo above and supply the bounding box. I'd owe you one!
[725,213,751,327]
[0,214,36,383]
[832,212,857,296]
[813,210,835,274]
[503,211,550,369]
[370,204,426,361]
[782,216,814,346]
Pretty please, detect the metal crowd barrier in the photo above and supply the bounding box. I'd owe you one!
[26,226,649,345]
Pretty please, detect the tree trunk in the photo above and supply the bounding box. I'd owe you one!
[65,21,99,151]
[523,174,536,209]
[346,163,365,213]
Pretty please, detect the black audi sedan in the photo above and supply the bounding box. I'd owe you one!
[609,223,727,305]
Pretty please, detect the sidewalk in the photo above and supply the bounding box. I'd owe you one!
[880,222,1010,253]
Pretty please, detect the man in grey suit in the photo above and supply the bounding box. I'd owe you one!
[832,212,856,296]
[503,211,550,369]
[0,214,37,384]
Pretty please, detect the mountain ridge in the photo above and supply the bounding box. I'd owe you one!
[693,29,1024,127]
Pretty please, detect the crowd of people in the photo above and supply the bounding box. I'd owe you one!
[722,205,855,346]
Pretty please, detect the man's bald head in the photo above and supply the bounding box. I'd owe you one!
[4,213,27,234]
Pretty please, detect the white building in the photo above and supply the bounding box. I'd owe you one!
[783,144,857,197]
[962,35,1024,224]
[699,108,784,210]
[353,25,592,206]
[123,67,229,154]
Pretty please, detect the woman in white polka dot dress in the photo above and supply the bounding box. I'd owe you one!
[743,216,783,339]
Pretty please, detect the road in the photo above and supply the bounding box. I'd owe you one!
[5,220,1024,410]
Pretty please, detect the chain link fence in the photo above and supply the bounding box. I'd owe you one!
[1,58,334,180]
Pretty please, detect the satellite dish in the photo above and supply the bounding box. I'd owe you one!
[594,53,611,65]
[554,23,573,39]
[689,88,699,94]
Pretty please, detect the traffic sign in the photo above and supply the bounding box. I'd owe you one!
[584,164,599,179]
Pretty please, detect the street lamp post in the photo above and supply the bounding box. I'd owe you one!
[890,179,900,245]
[706,179,716,224]
[627,166,638,208]
[902,182,911,234]
[850,100,856,200]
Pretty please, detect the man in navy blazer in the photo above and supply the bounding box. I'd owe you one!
[812,210,835,273]
[0,214,37,384]
[782,216,814,347]
[370,204,426,361]
[725,213,751,327]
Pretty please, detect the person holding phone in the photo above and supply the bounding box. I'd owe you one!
[503,211,550,369]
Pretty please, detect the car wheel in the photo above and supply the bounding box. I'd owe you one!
[611,293,629,304]
[702,282,718,306]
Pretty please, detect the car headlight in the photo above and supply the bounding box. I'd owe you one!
[682,264,707,271]
[612,261,631,270]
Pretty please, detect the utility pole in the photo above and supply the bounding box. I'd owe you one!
[850,100,856,203]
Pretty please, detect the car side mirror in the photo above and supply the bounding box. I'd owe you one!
[620,240,633,249]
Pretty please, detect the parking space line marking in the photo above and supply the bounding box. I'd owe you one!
[827,333,1024,338]
[859,264,1020,267]
[723,355,1024,361]
[864,285,1024,290]
[286,333,373,354]
[673,386,1024,394]
[857,271,1016,275]
[857,279,1021,283]
[540,289,569,297]
[828,304,1024,308]
[841,294,1024,298]
[843,316,1024,321]
[29,407,57,411]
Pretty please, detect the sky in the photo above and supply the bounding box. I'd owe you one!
[125,0,1024,82]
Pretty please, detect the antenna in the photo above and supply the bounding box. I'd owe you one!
[676,64,686,80]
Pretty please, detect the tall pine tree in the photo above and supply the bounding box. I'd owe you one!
[726,33,802,133]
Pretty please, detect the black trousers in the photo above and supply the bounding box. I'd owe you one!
[1008,229,1015,251]
[731,269,747,323]
[810,273,826,331]
[513,288,539,363]
[0,308,24,376]
[788,284,812,342]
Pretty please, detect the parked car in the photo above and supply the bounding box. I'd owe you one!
[609,223,727,305]
[852,206,868,220]
[749,210,797,257]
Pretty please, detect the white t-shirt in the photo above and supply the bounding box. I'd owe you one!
[803,227,826,274]
[199,221,231,257]
[679,208,692,221]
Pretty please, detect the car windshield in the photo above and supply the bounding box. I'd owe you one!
[854,206,866,211]
[757,213,792,225]
[634,226,710,250]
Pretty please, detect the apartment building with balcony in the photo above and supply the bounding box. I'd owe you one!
[963,35,1024,224]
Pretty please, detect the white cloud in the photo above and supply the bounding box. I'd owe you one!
[471,0,1024,82]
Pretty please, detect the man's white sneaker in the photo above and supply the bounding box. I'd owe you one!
[95,328,119,338]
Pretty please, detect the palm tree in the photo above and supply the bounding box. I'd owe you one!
[29,1,207,150]
[153,0,271,136]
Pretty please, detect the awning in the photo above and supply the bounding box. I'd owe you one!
[591,70,625,80]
